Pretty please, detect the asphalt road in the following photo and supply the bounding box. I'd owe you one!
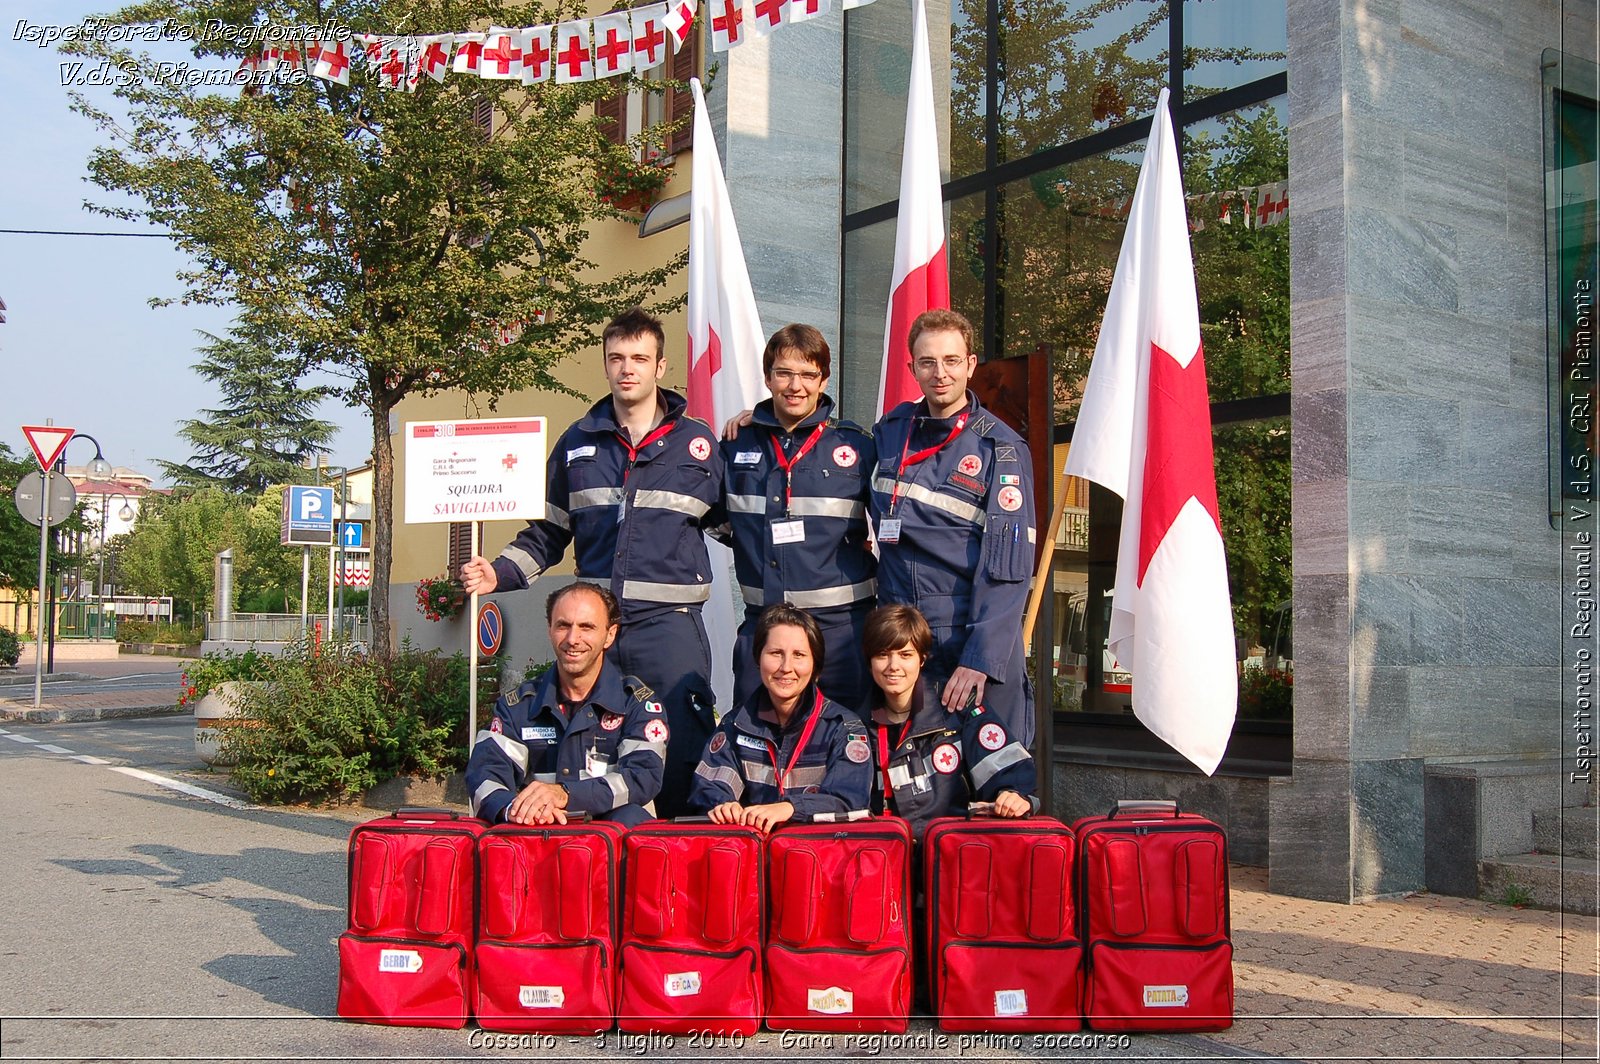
[0,714,1241,1063]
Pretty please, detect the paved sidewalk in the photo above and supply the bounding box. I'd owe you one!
[0,658,187,722]
[1213,866,1599,1062]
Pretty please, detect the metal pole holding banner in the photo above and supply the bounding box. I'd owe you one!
[468,521,480,751]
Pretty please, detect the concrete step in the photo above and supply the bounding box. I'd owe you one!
[1532,806,1599,859]
[1479,853,1599,915]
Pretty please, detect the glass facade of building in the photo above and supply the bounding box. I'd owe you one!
[842,0,1290,771]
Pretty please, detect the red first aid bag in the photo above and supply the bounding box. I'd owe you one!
[764,818,913,1032]
[1073,800,1233,1032]
[474,821,628,1033]
[337,809,486,1029]
[617,821,764,1035]
[923,815,1082,1031]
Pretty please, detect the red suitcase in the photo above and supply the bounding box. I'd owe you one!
[337,808,486,1029]
[923,814,1082,1032]
[617,821,765,1035]
[764,818,913,1033]
[1073,800,1233,1032]
[475,821,628,1033]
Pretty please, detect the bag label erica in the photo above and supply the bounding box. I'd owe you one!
[665,971,702,997]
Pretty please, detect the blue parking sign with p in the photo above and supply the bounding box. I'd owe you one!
[282,485,336,545]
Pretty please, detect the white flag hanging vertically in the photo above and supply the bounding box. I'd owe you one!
[685,76,767,712]
[1063,88,1237,775]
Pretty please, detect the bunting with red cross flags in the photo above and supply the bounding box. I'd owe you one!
[631,3,670,71]
[592,11,634,78]
[271,0,878,90]
[554,20,594,83]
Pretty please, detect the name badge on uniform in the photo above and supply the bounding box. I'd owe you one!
[877,517,902,543]
[771,519,805,545]
[733,450,762,465]
[522,726,558,743]
[585,749,612,779]
[888,764,912,789]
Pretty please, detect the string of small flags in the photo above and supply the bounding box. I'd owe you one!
[239,0,877,90]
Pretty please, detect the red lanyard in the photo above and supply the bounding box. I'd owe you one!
[874,718,913,800]
[768,423,826,515]
[768,689,825,795]
[888,412,968,514]
[616,420,676,483]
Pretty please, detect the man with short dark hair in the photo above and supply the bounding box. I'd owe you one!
[462,307,721,817]
[868,308,1038,747]
[718,323,877,708]
[465,582,664,827]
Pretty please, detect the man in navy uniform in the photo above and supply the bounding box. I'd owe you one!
[868,309,1038,747]
[466,582,665,826]
[461,307,721,817]
[718,323,876,708]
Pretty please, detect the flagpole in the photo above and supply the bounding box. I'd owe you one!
[1022,486,1072,646]
[468,521,480,750]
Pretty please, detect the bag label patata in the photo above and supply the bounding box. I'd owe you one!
[665,971,702,997]
[1143,984,1190,1007]
[378,949,423,973]
[519,985,566,1008]
[807,987,854,1014]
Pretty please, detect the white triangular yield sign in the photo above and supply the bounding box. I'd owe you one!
[20,425,73,470]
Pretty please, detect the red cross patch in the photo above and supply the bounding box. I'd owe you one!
[599,711,624,731]
[833,445,857,468]
[997,485,1024,512]
[689,437,711,461]
[957,453,982,477]
[932,743,961,774]
[644,719,670,744]
[845,739,870,763]
[489,717,503,734]
[708,730,727,753]
[978,723,1007,751]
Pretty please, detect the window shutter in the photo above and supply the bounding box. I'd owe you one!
[596,85,628,147]
[447,523,475,580]
[665,23,700,154]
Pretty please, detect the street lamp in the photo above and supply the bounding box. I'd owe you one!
[32,431,116,698]
[91,492,136,599]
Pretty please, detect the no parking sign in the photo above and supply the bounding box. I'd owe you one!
[476,601,504,659]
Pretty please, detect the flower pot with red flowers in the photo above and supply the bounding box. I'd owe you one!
[597,154,671,215]
[416,574,467,622]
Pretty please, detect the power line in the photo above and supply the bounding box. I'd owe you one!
[0,228,174,237]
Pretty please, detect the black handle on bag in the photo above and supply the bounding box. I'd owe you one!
[966,801,997,819]
[1107,799,1180,818]
[673,815,714,823]
[395,807,459,820]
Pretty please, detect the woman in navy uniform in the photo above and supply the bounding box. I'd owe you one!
[689,605,873,833]
[861,604,1037,840]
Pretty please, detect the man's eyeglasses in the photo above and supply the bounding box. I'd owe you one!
[770,369,823,385]
[912,357,969,375]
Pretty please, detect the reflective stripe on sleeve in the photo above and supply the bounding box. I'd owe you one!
[475,729,530,773]
[605,773,631,806]
[870,476,983,526]
[970,743,1030,790]
[632,489,711,519]
[787,764,827,788]
[570,486,624,510]
[726,494,767,515]
[471,779,510,817]
[501,545,543,581]
[739,759,777,786]
[619,738,667,760]
[621,579,710,604]
[543,503,570,531]
[695,762,745,800]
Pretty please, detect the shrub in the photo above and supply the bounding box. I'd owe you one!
[0,626,19,667]
[221,638,483,805]
[1238,665,1293,721]
[177,647,273,710]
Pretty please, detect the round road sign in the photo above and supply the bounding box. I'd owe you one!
[13,471,77,528]
[477,601,505,658]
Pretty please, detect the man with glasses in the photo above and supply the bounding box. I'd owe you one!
[868,309,1038,746]
[718,324,877,708]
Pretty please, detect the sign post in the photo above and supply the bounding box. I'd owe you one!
[404,418,547,746]
[282,485,335,638]
[19,425,75,709]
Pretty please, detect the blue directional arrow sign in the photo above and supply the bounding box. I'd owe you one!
[340,521,364,548]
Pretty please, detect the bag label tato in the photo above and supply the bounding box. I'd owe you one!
[994,988,1028,1016]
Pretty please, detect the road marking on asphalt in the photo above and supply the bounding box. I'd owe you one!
[35,743,72,754]
[73,755,111,765]
[110,766,251,810]
[5,733,40,744]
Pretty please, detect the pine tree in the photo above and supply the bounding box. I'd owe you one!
[159,323,338,494]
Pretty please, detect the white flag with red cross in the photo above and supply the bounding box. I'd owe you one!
[310,37,352,84]
[452,32,485,74]
[663,0,698,52]
[416,35,453,83]
[555,21,595,83]
[592,12,635,78]
[480,27,525,80]
[877,0,950,415]
[522,26,554,84]
[686,76,767,711]
[749,0,788,37]
[709,0,747,51]
[631,3,671,71]
[787,0,832,25]
[1063,88,1237,776]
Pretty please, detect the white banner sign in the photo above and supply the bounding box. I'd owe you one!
[404,417,548,525]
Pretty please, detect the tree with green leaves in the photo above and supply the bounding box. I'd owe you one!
[66,0,686,653]
[0,443,91,596]
[159,319,339,494]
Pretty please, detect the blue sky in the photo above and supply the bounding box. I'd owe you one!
[0,3,373,483]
